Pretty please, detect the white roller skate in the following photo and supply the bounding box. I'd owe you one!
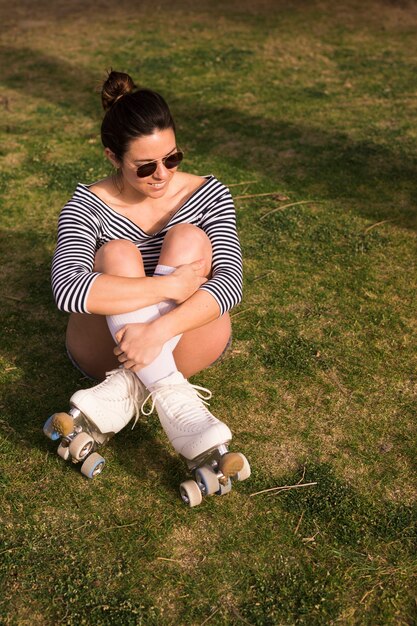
[43,369,146,478]
[143,372,251,506]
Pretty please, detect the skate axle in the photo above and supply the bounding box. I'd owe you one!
[185,444,231,473]
[180,450,251,507]
[44,409,107,478]
[44,369,146,479]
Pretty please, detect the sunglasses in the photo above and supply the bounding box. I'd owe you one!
[136,150,184,178]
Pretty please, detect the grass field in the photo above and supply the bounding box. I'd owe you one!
[1,0,417,624]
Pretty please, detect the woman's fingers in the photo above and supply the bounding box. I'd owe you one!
[115,327,126,344]
[116,350,141,369]
[112,322,164,369]
[121,359,137,370]
[170,262,208,302]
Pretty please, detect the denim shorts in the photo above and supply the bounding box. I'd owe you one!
[66,345,98,381]
[211,334,232,366]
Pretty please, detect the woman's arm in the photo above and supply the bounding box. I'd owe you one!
[114,184,243,369]
[197,187,243,314]
[85,262,207,315]
[51,195,206,315]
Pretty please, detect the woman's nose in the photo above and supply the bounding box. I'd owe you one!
[153,160,170,179]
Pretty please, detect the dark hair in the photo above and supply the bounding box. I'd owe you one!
[100,70,176,161]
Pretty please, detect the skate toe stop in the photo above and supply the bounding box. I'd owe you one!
[219,452,244,478]
[52,412,74,437]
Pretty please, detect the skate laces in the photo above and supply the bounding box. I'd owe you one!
[100,369,144,427]
[141,380,215,428]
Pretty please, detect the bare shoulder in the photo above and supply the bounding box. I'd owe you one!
[171,171,212,202]
[174,171,208,196]
[88,177,115,202]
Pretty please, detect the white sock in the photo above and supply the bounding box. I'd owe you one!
[106,264,181,388]
[153,264,181,351]
[107,303,177,388]
[153,263,178,316]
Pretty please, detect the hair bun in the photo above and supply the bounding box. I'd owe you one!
[101,70,136,111]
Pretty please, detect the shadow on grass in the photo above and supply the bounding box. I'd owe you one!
[2,0,323,25]
[0,230,186,495]
[1,45,417,230]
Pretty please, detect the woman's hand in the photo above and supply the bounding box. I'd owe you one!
[168,259,207,304]
[114,322,168,372]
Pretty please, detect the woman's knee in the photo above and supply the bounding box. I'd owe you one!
[160,224,212,272]
[94,240,144,276]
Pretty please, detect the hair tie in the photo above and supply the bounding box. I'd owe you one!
[112,92,126,106]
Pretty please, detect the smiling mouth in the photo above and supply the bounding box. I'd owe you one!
[149,182,166,188]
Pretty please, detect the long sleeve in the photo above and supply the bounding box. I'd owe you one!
[51,198,102,313]
[50,177,243,316]
[198,187,243,315]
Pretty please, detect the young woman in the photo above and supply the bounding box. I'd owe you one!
[48,70,247,495]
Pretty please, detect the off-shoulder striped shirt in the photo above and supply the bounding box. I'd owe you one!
[51,175,243,316]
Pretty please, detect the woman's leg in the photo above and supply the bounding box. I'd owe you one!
[173,314,231,379]
[154,223,232,379]
[66,240,145,380]
[66,313,119,379]
[66,227,231,380]
[63,231,236,467]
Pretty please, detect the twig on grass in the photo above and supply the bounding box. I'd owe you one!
[294,511,305,535]
[250,482,317,497]
[322,369,349,396]
[4,295,23,301]
[235,191,288,200]
[157,557,184,565]
[260,200,326,220]
[363,218,397,234]
[109,520,140,530]
[96,520,140,534]
[360,582,383,604]
[0,546,21,556]
[302,531,320,544]
[199,606,220,626]
[230,306,253,318]
[253,270,275,282]
[297,465,307,484]
[230,606,254,625]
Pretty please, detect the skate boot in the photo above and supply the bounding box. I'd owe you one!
[142,371,251,506]
[44,368,146,478]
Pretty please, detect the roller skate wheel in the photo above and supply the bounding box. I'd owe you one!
[235,453,251,481]
[195,465,220,496]
[179,480,203,507]
[43,415,61,441]
[52,412,74,437]
[57,441,70,461]
[218,452,245,478]
[81,452,105,478]
[69,432,94,461]
[216,477,232,496]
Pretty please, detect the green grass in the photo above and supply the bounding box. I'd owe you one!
[1,0,417,624]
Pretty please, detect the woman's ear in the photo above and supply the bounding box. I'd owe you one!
[104,147,121,169]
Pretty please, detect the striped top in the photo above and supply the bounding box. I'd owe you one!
[51,175,243,316]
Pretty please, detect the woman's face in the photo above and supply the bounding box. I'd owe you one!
[114,128,180,199]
